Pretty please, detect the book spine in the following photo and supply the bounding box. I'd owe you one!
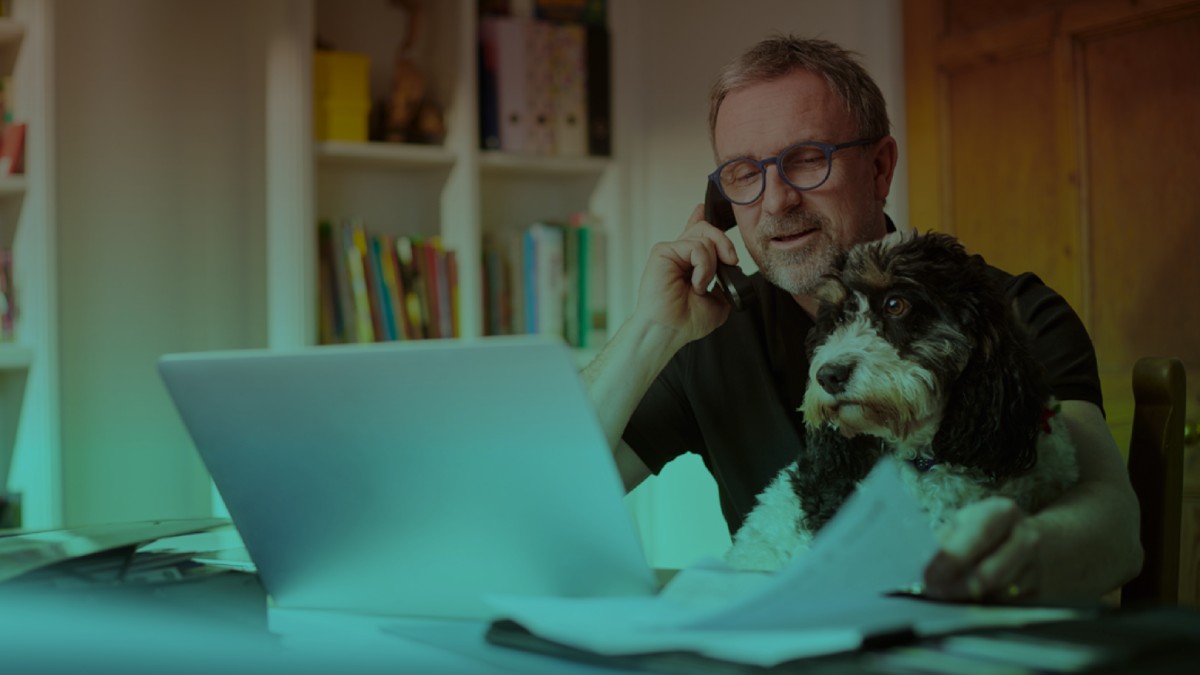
[369,234,398,341]
[523,227,538,334]
[395,236,425,339]
[344,221,376,342]
[316,221,339,344]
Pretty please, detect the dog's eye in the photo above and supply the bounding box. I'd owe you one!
[882,296,910,317]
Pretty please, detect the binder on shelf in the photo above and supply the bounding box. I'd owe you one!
[485,16,533,153]
[585,25,611,156]
[477,17,502,150]
[525,20,556,155]
[549,23,588,157]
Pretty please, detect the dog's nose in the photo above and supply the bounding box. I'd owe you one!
[816,361,855,395]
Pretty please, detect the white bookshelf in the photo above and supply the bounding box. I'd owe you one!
[264,0,624,349]
[1,0,58,529]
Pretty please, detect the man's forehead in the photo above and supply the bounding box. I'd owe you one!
[712,70,851,161]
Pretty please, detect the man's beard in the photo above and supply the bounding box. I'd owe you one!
[750,210,842,295]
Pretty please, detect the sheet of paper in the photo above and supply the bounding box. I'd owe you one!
[486,457,1082,667]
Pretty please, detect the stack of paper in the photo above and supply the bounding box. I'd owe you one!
[486,458,1082,667]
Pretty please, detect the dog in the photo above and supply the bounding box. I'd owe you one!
[726,231,1078,572]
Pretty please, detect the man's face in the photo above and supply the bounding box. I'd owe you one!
[712,70,894,297]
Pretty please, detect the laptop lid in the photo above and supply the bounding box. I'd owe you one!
[158,335,656,619]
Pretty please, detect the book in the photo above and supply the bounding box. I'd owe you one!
[446,249,460,338]
[507,233,526,335]
[381,235,414,340]
[563,225,581,346]
[316,221,340,344]
[397,236,428,339]
[528,222,565,338]
[326,219,356,343]
[369,234,399,341]
[0,121,26,175]
[358,225,387,341]
[580,216,607,348]
[343,221,375,343]
[0,248,13,341]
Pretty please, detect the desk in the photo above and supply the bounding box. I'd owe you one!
[4,523,1200,674]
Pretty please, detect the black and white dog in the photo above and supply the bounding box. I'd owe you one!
[726,231,1078,571]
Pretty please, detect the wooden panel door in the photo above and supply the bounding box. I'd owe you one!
[905,0,1200,604]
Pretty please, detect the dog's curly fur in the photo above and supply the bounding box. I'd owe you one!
[726,231,1079,571]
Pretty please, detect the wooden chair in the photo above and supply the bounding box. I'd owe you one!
[1122,356,1187,606]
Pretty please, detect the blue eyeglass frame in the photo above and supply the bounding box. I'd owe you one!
[707,136,881,205]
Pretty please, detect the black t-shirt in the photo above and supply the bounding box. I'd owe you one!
[622,265,1102,537]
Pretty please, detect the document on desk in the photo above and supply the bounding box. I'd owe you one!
[485,457,1082,667]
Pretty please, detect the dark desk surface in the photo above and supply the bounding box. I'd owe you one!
[487,604,1200,674]
[4,521,1200,674]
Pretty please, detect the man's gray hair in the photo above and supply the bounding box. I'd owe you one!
[708,35,891,148]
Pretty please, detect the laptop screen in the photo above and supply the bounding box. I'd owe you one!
[158,335,656,619]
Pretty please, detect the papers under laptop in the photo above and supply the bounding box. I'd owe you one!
[158,335,658,620]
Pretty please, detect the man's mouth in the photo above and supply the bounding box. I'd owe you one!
[770,228,818,247]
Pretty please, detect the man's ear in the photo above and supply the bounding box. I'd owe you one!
[872,136,898,202]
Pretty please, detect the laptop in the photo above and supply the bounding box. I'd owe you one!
[158,335,657,620]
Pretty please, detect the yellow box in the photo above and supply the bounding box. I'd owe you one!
[314,98,371,142]
[313,50,370,100]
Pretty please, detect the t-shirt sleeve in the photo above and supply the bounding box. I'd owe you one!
[1005,272,1105,414]
[621,351,702,475]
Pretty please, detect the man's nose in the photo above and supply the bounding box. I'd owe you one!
[760,164,802,215]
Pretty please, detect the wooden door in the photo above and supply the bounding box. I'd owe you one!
[905,0,1200,604]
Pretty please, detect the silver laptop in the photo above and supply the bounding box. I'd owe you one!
[158,335,656,619]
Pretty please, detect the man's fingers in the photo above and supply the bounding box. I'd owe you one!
[970,519,1041,600]
[686,202,706,228]
[923,498,1027,601]
[939,497,1023,562]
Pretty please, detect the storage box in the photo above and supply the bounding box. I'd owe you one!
[314,98,371,142]
[313,50,370,100]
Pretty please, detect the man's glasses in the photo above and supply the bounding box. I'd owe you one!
[708,137,880,205]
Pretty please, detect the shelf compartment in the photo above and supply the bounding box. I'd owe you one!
[0,176,27,198]
[316,141,456,170]
[0,18,25,76]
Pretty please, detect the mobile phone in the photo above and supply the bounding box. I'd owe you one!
[704,180,755,311]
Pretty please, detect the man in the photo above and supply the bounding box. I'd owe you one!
[582,36,1142,602]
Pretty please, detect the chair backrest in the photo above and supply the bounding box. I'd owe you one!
[1122,356,1187,606]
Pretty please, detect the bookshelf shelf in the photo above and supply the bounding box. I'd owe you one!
[0,344,31,371]
[0,175,26,198]
[316,140,456,170]
[479,152,611,177]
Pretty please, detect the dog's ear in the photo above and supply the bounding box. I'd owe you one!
[933,270,1049,480]
[812,274,846,306]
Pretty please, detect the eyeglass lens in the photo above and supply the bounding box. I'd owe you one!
[717,144,832,204]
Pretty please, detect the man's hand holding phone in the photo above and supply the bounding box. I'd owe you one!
[631,203,741,353]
